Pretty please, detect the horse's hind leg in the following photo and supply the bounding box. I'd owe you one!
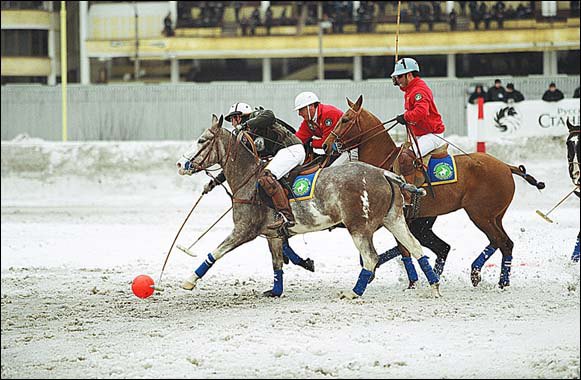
[494,213,514,288]
[466,208,513,288]
[408,217,451,276]
[384,214,441,297]
[341,232,378,300]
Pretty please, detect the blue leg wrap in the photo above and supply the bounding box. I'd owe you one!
[195,253,216,278]
[401,256,419,282]
[571,235,580,262]
[353,268,374,296]
[471,245,497,270]
[282,241,303,265]
[378,246,402,266]
[418,256,439,285]
[272,269,284,296]
[499,255,513,286]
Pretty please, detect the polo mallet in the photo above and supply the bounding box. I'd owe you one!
[177,206,232,257]
[391,1,402,86]
[153,192,205,292]
[535,187,578,223]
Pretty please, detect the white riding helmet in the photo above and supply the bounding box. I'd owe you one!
[225,102,253,122]
[391,57,420,77]
[294,91,320,111]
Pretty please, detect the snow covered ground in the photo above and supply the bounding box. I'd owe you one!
[1,136,579,378]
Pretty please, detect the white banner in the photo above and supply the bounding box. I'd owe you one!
[467,99,580,140]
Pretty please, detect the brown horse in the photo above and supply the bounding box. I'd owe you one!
[323,95,545,288]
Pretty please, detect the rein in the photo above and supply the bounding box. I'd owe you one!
[190,128,264,205]
[331,108,398,152]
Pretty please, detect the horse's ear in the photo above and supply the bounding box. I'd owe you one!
[354,95,363,111]
[218,114,224,128]
[212,114,218,125]
[566,117,576,130]
[346,97,354,108]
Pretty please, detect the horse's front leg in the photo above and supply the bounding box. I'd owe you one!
[262,237,285,297]
[181,228,259,291]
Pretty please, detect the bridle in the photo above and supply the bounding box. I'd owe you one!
[185,127,263,201]
[330,107,398,154]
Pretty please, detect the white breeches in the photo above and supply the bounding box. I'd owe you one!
[266,144,306,179]
[412,133,445,157]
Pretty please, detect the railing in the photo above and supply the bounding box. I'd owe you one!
[2,76,579,141]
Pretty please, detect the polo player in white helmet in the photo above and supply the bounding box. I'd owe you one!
[293,91,344,159]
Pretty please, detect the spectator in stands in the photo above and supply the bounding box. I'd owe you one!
[572,1,581,17]
[234,1,242,22]
[470,2,481,30]
[279,8,290,26]
[459,2,467,16]
[494,6,505,29]
[240,16,249,36]
[468,85,487,104]
[249,7,260,35]
[449,8,457,31]
[504,83,525,103]
[264,6,273,35]
[574,86,580,98]
[162,12,174,37]
[542,83,565,102]
[487,79,506,102]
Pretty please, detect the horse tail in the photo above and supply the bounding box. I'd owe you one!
[509,165,545,190]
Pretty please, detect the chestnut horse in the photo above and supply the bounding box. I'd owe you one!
[323,95,545,288]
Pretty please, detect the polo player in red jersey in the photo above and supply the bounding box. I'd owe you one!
[294,91,344,155]
[392,57,446,157]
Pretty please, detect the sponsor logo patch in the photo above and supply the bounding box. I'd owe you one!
[433,162,453,180]
[324,118,333,127]
[415,93,422,101]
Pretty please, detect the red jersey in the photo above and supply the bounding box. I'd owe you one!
[401,77,445,137]
[295,103,343,149]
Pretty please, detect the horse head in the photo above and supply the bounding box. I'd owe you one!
[323,95,364,155]
[176,114,226,175]
[567,117,580,133]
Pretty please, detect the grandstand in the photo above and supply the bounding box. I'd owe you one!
[1,1,579,140]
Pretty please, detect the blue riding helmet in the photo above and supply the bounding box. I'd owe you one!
[391,58,420,77]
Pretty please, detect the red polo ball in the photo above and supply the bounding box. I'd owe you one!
[132,275,155,299]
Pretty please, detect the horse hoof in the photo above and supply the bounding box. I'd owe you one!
[405,281,417,290]
[181,280,196,291]
[498,282,510,289]
[262,289,282,297]
[470,269,481,287]
[283,255,289,265]
[302,258,315,272]
[431,283,442,298]
[368,272,375,284]
[339,290,359,300]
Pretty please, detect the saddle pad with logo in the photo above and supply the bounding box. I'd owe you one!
[422,155,458,186]
[289,169,322,202]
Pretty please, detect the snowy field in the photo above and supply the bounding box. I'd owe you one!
[1,136,579,378]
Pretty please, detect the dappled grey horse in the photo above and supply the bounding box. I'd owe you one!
[176,115,441,299]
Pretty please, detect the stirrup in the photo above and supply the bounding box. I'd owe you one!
[267,212,294,230]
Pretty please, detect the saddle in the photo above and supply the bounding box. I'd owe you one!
[393,143,449,188]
